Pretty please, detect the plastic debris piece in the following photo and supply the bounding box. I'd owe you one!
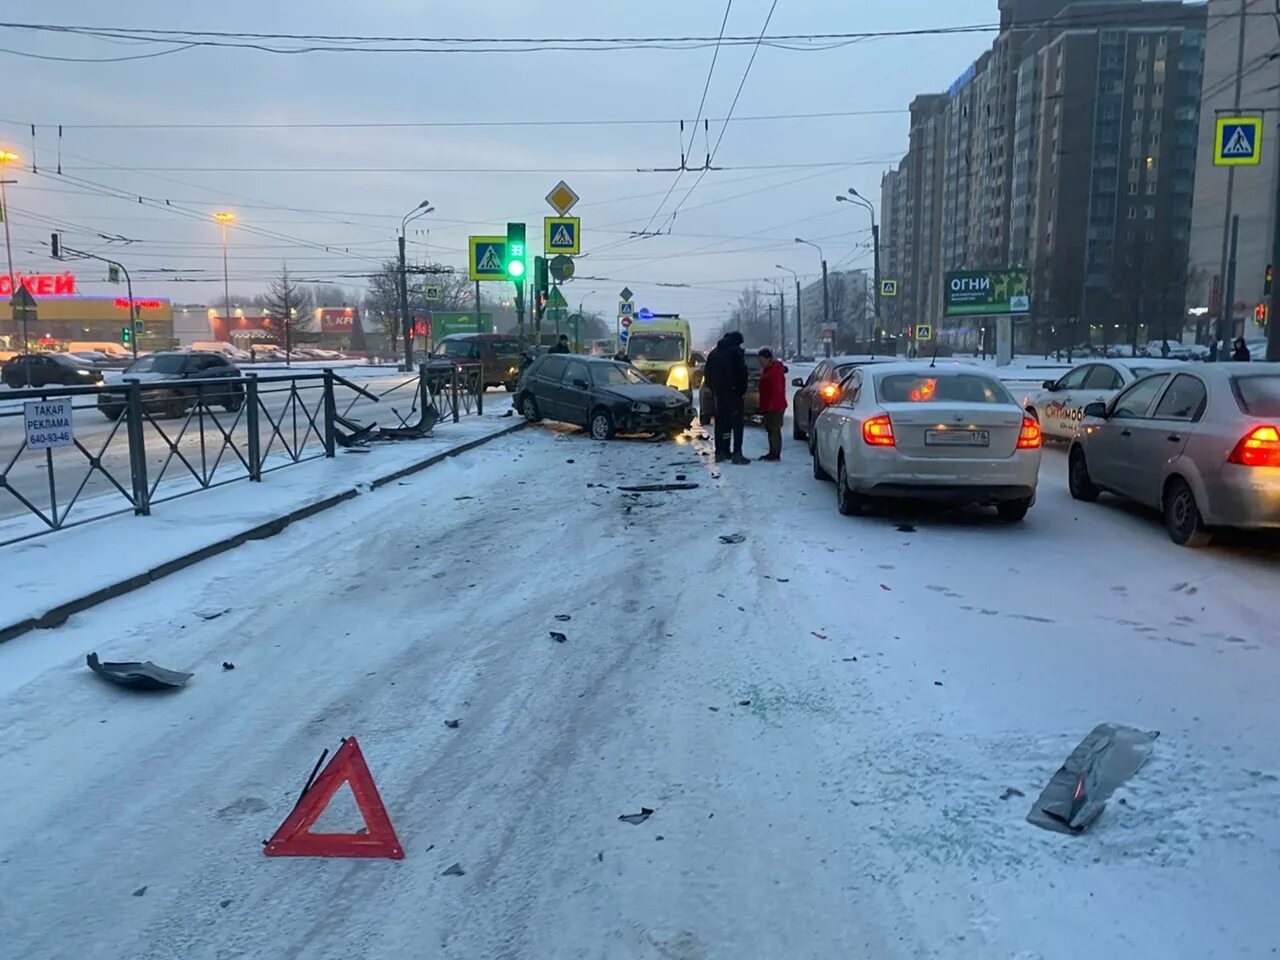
[719,533,746,544]
[618,807,654,825]
[197,608,231,621]
[1027,723,1159,834]
[550,631,567,643]
[132,886,147,897]
[738,699,751,706]
[554,614,572,622]
[442,862,465,877]
[222,662,235,671]
[444,719,460,729]
[86,653,192,691]
[618,483,700,492]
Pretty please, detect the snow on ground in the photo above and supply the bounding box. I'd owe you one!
[0,412,1278,959]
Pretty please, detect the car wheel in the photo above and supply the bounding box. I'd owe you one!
[793,407,806,440]
[521,394,542,423]
[836,455,865,516]
[223,392,243,412]
[167,394,187,419]
[812,440,831,481]
[807,421,819,458]
[589,407,615,441]
[1068,447,1101,502]
[100,407,121,421]
[997,498,1032,522]
[1163,477,1212,547]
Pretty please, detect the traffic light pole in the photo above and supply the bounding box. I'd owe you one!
[514,282,526,347]
[52,235,138,358]
[1269,150,1280,361]
[398,233,412,371]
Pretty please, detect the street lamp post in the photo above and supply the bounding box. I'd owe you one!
[837,189,881,344]
[795,238,829,356]
[775,264,802,357]
[765,278,784,350]
[212,211,236,340]
[400,200,432,371]
[1,150,20,349]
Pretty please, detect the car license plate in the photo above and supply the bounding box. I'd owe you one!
[925,429,989,447]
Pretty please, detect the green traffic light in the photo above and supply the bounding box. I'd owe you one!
[508,260,526,279]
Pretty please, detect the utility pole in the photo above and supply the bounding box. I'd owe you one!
[1269,150,1280,360]
[0,150,20,348]
[776,263,801,356]
[838,190,881,343]
[399,200,432,370]
[1215,0,1249,355]
[1223,214,1240,357]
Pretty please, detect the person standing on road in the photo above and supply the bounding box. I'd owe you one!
[550,335,571,354]
[757,347,787,461]
[705,331,750,465]
[1232,337,1252,362]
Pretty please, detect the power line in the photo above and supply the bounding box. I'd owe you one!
[51,160,876,174]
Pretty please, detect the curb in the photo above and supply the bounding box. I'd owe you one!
[0,420,527,645]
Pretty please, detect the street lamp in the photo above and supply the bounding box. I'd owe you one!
[0,150,19,348]
[775,264,801,356]
[795,238,829,356]
[837,189,881,343]
[399,200,433,370]
[765,277,784,350]
[212,211,236,335]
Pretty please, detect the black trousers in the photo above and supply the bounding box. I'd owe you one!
[715,394,745,457]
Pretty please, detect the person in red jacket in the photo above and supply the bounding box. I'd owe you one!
[756,347,788,461]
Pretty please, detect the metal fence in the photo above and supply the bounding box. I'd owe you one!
[0,365,486,547]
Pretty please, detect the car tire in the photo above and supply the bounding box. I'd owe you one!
[997,498,1032,522]
[100,407,122,421]
[223,393,243,412]
[589,407,615,441]
[836,456,865,516]
[1068,447,1101,502]
[1163,477,1212,548]
[520,394,542,423]
[793,408,806,441]
[812,442,831,481]
[167,394,187,419]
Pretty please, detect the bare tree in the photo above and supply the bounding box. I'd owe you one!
[261,264,315,360]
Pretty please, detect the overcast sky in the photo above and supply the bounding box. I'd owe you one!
[2,0,999,340]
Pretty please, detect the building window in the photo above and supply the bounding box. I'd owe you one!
[1127,207,1138,220]
[1133,110,1144,126]
[1128,183,1139,195]
[1146,182,1158,195]
[1151,108,1163,123]
[1146,229,1156,242]
[1146,155,1155,169]
[1130,158,1141,171]
[1144,205,1156,219]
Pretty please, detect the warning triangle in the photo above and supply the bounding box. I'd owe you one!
[263,736,404,860]
[551,224,574,246]
[1223,126,1254,156]
[476,246,503,271]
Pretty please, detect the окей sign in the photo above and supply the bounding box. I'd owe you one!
[1,272,78,297]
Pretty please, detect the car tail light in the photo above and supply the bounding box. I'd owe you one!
[862,414,895,446]
[818,382,839,403]
[1017,415,1042,449]
[1228,425,1280,467]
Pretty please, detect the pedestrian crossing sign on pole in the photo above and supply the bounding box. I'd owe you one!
[544,217,581,255]
[1214,116,1263,166]
[915,323,933,341]
[880,279,898,297]
[468,236,508,281]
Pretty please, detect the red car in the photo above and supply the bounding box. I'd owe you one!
[792,356,889,443]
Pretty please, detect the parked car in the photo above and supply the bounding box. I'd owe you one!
[2,353,104,388]
[792,355,889,441]
[97,351,243,420]
[699,349,764,424]
[1068,363,1280,546]
[1023,358,1181,441]
[515,354,694,440]
[811,362,1043,520]
[425,334,523,392]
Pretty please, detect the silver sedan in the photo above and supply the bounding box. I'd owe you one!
[1067,363,1280,546]
[811,362,1043,520]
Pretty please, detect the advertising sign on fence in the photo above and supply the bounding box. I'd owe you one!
[24,399,75,449]
[944,269,1031,316]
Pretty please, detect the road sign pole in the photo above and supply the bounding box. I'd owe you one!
[871,222,882,341]
[475,280,482,335]
[795,279,802,356]
[1,177,17,348]
[1269,145,1280,361]
[1221,214,1241,355]
[398,233,412,370]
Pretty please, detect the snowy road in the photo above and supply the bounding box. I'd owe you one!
[1,420,1278,959]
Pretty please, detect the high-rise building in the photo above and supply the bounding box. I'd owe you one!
[1187,0,1280,341]
[883,0,1206,350]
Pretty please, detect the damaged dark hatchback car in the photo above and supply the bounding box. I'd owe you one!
[515,355,694,440]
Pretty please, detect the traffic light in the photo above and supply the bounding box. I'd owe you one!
[108,263,121,284]
[1255,303,1268,325]
[533,256,548,318]
[505,222,526,280]
[120,325,132,344]
[1266,264,1274,295]
[51,232,60,259]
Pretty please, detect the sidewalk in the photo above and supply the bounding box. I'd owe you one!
[0,408,525,643]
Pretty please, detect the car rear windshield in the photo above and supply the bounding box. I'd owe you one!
[877,372,1012,404]
[1231,375,1280,417]
[125,354,186,374]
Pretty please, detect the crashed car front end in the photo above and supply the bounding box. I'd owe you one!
[615,395,694,434]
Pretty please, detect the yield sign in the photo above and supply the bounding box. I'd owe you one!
[263,736,404,860]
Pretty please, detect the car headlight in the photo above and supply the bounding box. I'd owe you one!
[508,366,517,375]
[667,364,689,388]
[76,369,92,376]
[631,402,651,413]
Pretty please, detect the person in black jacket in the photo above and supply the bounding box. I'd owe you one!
[704,331,750,464]
[1232,337,1252,362]
[549,335,571,354]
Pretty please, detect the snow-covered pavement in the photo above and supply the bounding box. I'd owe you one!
[1,420,1277,959]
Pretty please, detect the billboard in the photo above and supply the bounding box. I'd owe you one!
[431,311,493,343]
[944,270,1030,316]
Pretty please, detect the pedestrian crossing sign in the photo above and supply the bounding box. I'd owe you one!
[881,279,898,297]
[544,217,581,255]
[468,235,508,281]
[915,323,933,341]
[1214,116,1262,166]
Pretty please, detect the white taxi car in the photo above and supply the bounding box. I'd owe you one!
[1025,359,1180,440]
[811,362,1043,521]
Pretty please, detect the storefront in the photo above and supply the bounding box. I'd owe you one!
[2,272,175,351]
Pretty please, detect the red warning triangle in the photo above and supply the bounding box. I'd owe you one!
[263,736,404,860]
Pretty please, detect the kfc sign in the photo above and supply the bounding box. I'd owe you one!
[318,307,358,333]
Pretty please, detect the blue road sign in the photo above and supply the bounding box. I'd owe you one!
[1215,116,1262,166]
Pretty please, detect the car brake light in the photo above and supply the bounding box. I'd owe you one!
[862,414,895,446]
[819,382,839,403]
[1228,425,1280,467]
[1017,415,1042,449]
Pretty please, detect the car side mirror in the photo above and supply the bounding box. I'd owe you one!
[572,378,589,389]
[1083,401,1108,418]
[791,378,804,387]
[1042,379,1058,390]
